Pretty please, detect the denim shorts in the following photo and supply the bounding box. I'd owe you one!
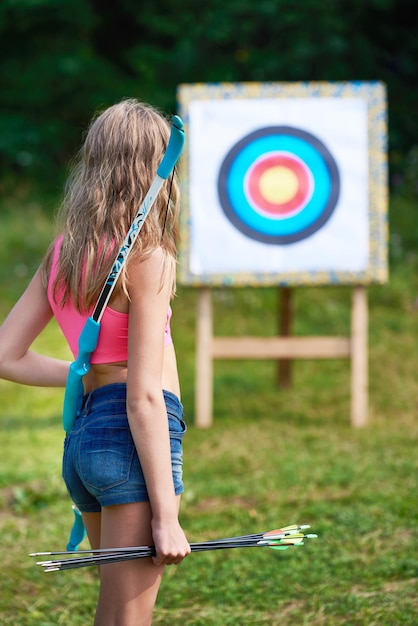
[62,383,186,513]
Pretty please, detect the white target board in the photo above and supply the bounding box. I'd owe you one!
[177,82,387,286]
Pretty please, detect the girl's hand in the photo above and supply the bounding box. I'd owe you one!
[151,517,191,566]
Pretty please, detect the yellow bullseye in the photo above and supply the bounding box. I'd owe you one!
[259,166,298,204]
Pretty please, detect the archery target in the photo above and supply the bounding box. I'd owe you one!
[218,126,340,244]
[178,87,384,285]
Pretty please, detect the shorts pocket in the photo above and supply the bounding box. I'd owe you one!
[79,425,135,493]
[168,413,187,440]
[168,412,186,492]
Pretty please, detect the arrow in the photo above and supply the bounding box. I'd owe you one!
[30,524,318,572]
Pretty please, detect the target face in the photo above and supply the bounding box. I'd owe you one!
[177,84,387,285]
[218,126,340,244]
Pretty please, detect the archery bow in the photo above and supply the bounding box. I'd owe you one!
[62,114,185,550]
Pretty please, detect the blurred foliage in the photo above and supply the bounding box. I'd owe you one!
[0,0,417,192]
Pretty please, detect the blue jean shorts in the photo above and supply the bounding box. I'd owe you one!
[62,383,186,513]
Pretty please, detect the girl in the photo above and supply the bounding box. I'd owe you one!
[0,99,190,625]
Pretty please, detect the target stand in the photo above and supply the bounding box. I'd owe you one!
[177,81,387,429]
[195,285,368,428]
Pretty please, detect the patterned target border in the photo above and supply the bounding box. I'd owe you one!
[217,126,341,244]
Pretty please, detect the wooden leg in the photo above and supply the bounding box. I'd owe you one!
[195,288,213,428]
[350,286,368,427]
[278,287,293,388]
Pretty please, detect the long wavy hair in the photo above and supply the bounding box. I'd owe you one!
[42,99,180,312]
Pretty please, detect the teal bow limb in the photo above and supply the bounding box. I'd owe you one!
[63,318,100,552]
[157,115,184,179]
[66,506,86,551]
[62,317,101,433]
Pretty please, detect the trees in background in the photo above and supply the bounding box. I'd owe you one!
[0,0,416,187]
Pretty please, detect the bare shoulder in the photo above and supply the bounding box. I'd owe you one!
[129,247,164,275]
[127,248,171,295]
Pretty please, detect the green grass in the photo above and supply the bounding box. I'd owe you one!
[0,192,417,625]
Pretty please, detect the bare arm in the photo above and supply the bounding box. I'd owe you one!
[0,269,70,386]
[126,249,190,565]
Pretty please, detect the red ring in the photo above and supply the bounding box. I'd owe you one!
[246,154,311,216]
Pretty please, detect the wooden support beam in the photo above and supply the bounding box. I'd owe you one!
[195,288,213,428]
[212,336,351,359]
[277,287,293,388]
[350,286,368,428]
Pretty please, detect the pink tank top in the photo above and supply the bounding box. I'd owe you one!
[47,236,172,363]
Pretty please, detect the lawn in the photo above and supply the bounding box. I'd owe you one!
[0,191,417,624]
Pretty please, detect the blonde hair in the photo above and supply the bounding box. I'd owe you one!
[42,99,180,312]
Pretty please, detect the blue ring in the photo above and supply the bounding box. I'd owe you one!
[218,126,340,244]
